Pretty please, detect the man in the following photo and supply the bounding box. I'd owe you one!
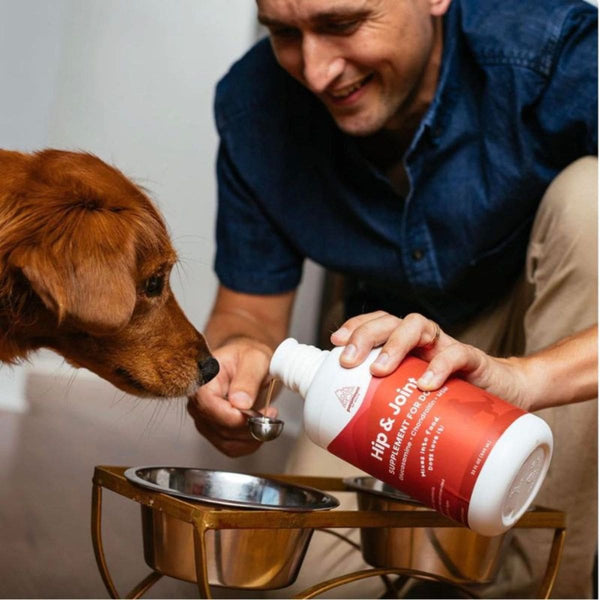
[188,0,597,597]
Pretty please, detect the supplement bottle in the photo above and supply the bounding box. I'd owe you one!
[269,338,553,536]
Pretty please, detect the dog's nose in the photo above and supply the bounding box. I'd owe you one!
[198,356,219,384]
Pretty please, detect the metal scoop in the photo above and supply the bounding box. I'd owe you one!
[240,409,284,442]
[240,379,284,442]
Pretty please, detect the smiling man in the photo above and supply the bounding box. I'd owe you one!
[189,0,597,597]
[258,0,447,137]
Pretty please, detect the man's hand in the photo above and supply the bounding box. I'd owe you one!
[331,311,597,411]
[187,337,278,457]
[187,285,294,456]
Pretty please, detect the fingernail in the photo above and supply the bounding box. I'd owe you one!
[331,327,350,341]
[373,352,390,368]
[229,391,253,409]
[341,343,357,361]
[418,370,436,389]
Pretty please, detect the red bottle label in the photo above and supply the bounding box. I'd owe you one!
[327,356,524,525]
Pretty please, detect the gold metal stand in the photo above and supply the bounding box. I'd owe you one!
[91,465,566,599]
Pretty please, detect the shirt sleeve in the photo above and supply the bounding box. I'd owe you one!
[213,138,303,294]
[537,5,598,159]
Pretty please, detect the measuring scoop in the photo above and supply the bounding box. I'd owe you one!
[239,378,283,442]
[240,408,285,442]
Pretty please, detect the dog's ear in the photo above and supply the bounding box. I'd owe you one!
[9,245,137,335]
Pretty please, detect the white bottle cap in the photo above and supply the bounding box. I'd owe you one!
[269,338,328,398]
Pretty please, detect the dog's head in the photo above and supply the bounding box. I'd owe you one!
[0,149,218,397]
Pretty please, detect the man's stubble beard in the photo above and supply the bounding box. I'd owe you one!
[328,99,399,137]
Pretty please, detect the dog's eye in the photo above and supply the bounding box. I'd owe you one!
[144,275,164,297]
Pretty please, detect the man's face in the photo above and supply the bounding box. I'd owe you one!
[257,0,445,136]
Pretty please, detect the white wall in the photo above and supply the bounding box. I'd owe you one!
[0,4,322,596]
[0,1,322,427]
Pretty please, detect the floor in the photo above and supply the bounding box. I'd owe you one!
[0,368,294,599]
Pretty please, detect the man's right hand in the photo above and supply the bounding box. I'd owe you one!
[187,336,277,457]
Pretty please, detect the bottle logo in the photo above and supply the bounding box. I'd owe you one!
[335,386,360,412]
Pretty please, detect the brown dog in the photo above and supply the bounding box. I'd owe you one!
[0,148,218,397]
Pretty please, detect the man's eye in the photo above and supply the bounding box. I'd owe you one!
[270,27,300,39]
[325,20,361,34]
[144,275,164,297]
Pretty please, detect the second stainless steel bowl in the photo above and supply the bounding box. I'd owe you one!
[344,476,512,584]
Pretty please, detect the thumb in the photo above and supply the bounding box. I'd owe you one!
[227,352,270,410]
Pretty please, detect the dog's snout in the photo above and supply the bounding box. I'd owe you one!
[199,356,219,384]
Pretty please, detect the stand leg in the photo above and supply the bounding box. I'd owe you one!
[535,527,567,599]
[125,571,163,599]
[193,519,212,599]
[293,567,479,599]
[318,528,401,596]
[91,483,120,599]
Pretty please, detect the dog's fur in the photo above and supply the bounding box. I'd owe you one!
[0,149,217,397]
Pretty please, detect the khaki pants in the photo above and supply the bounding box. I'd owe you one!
[279,157,598,599]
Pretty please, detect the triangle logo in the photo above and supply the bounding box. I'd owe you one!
[335,386,360,412]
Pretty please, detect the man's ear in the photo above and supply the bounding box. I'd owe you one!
[430,0,451,17]
[9,245,137,335]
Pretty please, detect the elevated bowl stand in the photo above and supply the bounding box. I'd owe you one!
[91,465,566,599]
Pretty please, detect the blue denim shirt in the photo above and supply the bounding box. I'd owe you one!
[213,0,597,327]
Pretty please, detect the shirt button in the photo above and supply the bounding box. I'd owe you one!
[412,249,425,261]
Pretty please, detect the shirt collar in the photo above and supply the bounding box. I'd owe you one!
[414,5,461,148]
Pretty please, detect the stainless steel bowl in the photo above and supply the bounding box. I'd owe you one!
[125,467,339,589]
[344,477,512,584]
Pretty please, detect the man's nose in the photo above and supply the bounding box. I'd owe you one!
[302,35,344,93]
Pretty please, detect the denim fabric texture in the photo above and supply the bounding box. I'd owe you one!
[213,0,597,327]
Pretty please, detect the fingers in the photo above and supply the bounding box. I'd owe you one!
[187,397,278,457]
[227,356,271,410]
[331,311,445,376]
[187,397,261,457]
[187,378,260,457]
[333,312,404,368]
[330,311,390,345]
[186,339,274,457]
[370,313,443,375]
[419,349,531,410]
[329,310,492,393]
[416,341,487,390]
[332,310,531,408]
